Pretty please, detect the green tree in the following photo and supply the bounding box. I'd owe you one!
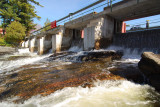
[43,18,51,32]
[5,21,26,46]
[0,0,42,36]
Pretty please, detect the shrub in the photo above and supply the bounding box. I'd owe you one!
[5,21,26,46]
[0,37,6,46]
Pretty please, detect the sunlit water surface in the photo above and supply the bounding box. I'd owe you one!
[0,47,160,107]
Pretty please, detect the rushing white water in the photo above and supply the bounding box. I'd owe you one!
[69,46,83,52]
[0,80,159,107]
[0,48,52,74]
[0,46,160,107]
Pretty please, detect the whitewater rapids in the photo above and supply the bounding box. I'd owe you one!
[0,80,159,107]
[0,47,160,107]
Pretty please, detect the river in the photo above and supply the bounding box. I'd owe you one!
[0,46,160,107]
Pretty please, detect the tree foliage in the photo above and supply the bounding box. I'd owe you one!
[0,0,43,36]
[43,18,51,32]
[5,21,26,45]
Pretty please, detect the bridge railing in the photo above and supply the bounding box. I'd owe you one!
[30,0,122,37]
[126,19,160,32]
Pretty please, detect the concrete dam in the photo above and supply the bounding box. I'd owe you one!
[21,0,160,55]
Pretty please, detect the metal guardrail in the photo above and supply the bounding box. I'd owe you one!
[30,0,121,36]
[126,19,160,33]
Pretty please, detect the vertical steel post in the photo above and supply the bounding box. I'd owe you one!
[108,0,110,6]
[137,0,139,4]
[146,20,149,29]
[110,0,112,12]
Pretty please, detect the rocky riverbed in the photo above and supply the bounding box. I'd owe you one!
[0,48,160,106]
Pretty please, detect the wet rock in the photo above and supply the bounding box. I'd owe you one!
[138,52,160,76]
[7,56,29,61]
[10,73,18,78]
[138,52,160,91]
[149,75,160,91]
[0,60,124,102]
[78,50,123,62]
[49,51,75,60]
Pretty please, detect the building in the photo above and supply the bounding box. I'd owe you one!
[0,28,3,35]
[0,28,5,35]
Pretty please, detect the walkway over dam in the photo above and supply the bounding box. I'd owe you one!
[22,0,160,55]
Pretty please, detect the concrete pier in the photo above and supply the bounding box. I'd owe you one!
[29,37,36,53]
[22,42,25,48]
[84,16,114,50]
[38,37,44,55]
[24,40,29,48]
[52,33,63,53]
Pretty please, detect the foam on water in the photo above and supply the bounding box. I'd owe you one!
[68,46,83,52]
[0,46,160,107]
[0,48,51,74]
[0,80,159,107]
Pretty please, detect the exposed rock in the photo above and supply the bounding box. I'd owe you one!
[78,50,123,62]
[0,60,124,103]
[138,52,160,91]
[138,52,160,76]
[48,50,123,62]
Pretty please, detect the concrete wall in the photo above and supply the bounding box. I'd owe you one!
[84,26,95,50]
[22,42,25,48]
[61,28,73,50]
[44,35,52,53]
[37,37,44,55]
[29,38,36,52]
[52,33,63,53]
[84,15,115,50]
[113,29,160,50]
[24,40,29,48]
[37,35,52,55]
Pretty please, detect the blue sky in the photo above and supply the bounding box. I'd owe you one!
[34,0,160,28]
[34,0,98,26]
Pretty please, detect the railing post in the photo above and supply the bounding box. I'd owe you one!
[137,0,139,4]
[69,13,73,21]
[146,20,149,29]
[108,0,110,6]
[110,0,112,12]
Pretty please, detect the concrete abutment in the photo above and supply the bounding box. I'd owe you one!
[52,33,63,53]
[27,15,123,54]
[84,15,115,50]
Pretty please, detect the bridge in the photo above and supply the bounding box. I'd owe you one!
[21,0,160,55]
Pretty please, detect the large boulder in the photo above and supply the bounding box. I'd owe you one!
[138,52,160,90]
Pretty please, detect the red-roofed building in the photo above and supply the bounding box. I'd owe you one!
[0,28,5,35]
